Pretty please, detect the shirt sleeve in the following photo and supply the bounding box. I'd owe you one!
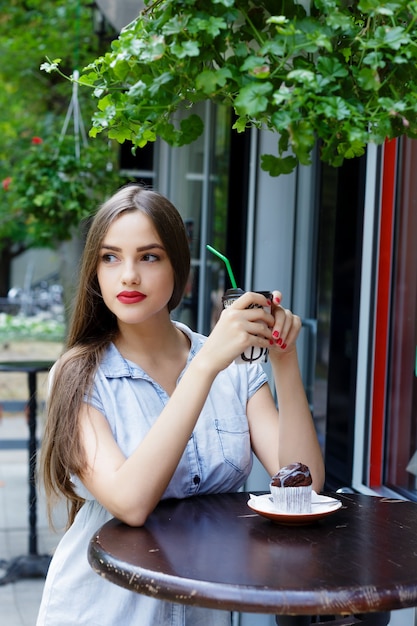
[83,370,110,416]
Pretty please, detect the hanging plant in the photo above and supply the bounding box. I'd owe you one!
[42,0,417,176]
[2,133,122,248]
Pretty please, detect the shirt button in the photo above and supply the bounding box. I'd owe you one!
[193,475,200,485]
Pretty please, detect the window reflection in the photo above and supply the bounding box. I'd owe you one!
[169,103,231,335]
[385,138,417,499]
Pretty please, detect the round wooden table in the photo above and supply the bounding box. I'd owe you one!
[88,492,417,625]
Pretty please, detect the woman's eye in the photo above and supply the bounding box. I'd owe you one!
[102,253,118,263]
[142,253,159,262]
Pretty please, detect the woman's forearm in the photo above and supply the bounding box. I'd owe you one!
[84,352,219,526]
[270,350,325,491]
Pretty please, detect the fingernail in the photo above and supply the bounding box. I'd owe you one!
[269,339,274,345]
[272,330,279,338]
[281,343,287,350]
[274,296,281,304]
[277,338,282,346]
[266,299,272,306]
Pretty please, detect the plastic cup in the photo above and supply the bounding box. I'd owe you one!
[222,288,272,364]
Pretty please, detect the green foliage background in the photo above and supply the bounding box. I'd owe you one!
[0,1,95,167]
[0,0,121,251]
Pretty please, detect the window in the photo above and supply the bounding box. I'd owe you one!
[165,102,233,335]
[384,138,417,500]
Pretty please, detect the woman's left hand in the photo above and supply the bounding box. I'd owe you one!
[268,290,302,357]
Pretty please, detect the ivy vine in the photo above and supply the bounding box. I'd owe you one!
[43,0,417,175]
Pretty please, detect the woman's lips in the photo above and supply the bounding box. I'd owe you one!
[117,291,146,304]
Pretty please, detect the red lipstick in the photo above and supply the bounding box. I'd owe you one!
[117,291,146,304]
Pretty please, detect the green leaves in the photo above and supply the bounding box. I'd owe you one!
[170,40,200,58]
[68,0,417,176]
[2,135,122,248]
[196,67,232,94]
[261,154,298,176]
[40,58,62,73]
[234,82,274,116]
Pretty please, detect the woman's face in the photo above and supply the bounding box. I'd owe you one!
[96,210,175,326]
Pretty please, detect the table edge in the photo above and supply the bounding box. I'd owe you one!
[88,530,417,615]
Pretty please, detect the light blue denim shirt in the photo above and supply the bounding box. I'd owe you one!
[37,321,268,626]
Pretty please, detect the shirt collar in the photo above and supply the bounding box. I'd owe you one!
[99,321,202,379]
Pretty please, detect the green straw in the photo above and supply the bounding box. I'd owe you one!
[206,245,237,289]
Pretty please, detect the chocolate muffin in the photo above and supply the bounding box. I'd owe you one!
[270,462,312,513]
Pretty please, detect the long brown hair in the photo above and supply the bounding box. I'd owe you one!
[41,184,191,527]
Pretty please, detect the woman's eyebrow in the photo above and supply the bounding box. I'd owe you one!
[100,243,166,252]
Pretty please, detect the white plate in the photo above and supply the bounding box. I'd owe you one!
[247,491,342,525]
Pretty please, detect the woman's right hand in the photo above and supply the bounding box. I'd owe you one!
[197,291,274,372]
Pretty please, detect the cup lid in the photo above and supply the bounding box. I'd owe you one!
[222,288,245,300]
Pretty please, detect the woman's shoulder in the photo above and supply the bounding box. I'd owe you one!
[49,342,113,386]
[172,320,206,348]
[47,348,75,379]
[46,347,82,394]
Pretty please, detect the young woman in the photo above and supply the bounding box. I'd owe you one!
[37,184,324,626]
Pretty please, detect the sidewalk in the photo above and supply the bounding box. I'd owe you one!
[0,414,65,626]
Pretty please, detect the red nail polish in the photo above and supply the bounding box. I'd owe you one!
[277,338,282,346]
[272,330,279,338]
[274,296,281,304]
[269,339,274,345]
[281,343,287,350]
[267,299,272,306]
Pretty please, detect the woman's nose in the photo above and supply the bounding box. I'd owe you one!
[121,261,140,285]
